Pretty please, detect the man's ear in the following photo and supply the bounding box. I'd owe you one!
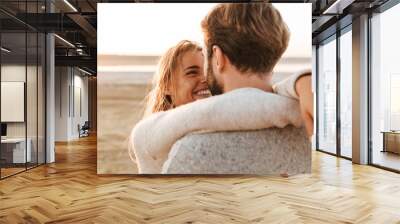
[213,45,225,73]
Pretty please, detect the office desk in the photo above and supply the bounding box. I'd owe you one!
[1,138,31,163]
[381,131,400,154]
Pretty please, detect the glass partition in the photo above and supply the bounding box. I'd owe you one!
[339,28,352,158]
[38,32,45,165]
[26,0,41,169]
[0,1,46,179]
[1,31,28,177]
[317,36,337,155]
[27,30,38,169]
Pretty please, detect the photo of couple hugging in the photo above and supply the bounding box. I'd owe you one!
[129,2,313,175]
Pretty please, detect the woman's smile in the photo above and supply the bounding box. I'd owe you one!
[193,87,211,99]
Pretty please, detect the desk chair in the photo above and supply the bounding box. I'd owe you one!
[79,121,90,138]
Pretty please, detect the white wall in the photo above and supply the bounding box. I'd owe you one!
[71,73,89,138]
[1,65,26,134]
[55,67,89,141]
[1,65,37,138]
[55,67,70,141]
[1,63,46,164]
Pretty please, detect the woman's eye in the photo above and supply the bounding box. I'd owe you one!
[186,70,198,76]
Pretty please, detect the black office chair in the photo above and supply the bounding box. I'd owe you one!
[79,121,90,138]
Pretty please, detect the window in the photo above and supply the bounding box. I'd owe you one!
[339,28,352,158]
[370,2,400,171]
[317,36,337,154]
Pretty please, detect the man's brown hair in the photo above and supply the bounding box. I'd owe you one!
[201,2,290,74]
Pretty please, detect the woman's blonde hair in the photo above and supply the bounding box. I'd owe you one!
[129,40,202,166]
[142,40,202,117]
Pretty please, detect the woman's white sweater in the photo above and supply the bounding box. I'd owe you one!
[130,70,310,174]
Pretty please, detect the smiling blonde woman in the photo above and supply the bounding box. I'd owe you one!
[142,40,211,117]
[129,40,212,165]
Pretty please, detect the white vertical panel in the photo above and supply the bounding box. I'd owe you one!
[1,82,25,122]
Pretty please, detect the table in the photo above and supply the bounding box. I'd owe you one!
[381,131,400,154]
[1,138,31,163]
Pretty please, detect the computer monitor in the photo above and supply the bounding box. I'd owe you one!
[1,123,7,137]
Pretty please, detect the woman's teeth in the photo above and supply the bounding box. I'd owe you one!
[195,90,211,96]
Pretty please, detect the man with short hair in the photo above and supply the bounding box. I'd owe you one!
[201,3,313,136]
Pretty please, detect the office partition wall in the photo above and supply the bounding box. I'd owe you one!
[0,31,28,177]
[0,1,46,179]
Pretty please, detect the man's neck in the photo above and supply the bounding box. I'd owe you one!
[223,70,273,93]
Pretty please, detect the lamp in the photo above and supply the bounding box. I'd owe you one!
[54,34,75,48]
[1,47,11,53]
[63,0,78,12]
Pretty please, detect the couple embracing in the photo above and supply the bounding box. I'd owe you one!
[129,3,313,174]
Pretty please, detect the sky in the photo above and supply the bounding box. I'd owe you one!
[98,3,311,58]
